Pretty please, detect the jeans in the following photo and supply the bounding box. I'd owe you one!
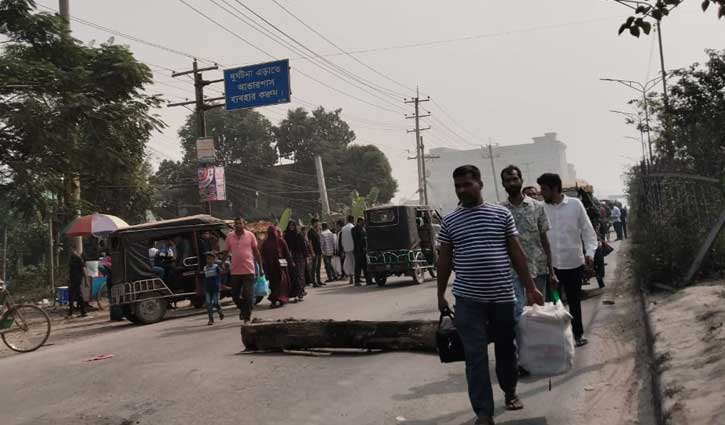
[454,296,517,418]
[354,251,370,284]
[313,254,322,284]
[511,272,549,324]
[205,290,221,320]
[230,274,255,321]
[323,255,337,280]
[554,266,585,340]
[613,221,623,240]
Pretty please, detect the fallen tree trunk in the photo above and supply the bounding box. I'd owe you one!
[241,319,438,353]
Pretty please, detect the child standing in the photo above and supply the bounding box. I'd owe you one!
[203,252,224,325]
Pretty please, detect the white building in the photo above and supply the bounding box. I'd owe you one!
[426,132,576,213]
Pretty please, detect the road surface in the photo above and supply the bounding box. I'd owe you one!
[0,242,650,425]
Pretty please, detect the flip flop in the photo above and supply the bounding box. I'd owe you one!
[505,395,524,411]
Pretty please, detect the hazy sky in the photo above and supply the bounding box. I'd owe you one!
[36,0,725,200]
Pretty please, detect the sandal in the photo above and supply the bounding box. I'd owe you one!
[576,337,589,347]
[505,395,524,411]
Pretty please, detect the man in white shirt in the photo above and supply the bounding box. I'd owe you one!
[537,173,598,347]
[320,222,339,282]
[340,215,356,284]
[610,204,623,241]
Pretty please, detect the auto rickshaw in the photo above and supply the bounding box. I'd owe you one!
[108,215,231,324]
[364,205,441,286]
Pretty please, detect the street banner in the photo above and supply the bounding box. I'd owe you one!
[224,59,290,111]
[196,137,215,163]
[198,166,226,202]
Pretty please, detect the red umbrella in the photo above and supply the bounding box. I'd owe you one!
[64,214,129,237]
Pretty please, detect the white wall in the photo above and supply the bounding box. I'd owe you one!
[426,132,574,213]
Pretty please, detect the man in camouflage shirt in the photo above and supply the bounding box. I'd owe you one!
[500,165,557,323]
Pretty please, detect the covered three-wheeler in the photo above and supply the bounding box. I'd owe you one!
[364,205,441,286]
[108,215,230,324]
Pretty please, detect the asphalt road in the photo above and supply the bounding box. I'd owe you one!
[0,243,643,425]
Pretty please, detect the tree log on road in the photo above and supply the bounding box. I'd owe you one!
[241,319,438,353]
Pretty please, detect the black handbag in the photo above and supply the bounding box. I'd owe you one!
[436,308,466,363]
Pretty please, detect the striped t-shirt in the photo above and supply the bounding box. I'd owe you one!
[438,203,518,303]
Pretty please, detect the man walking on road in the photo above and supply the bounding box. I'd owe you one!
[308,218,324,287]
[340,215,355,284]
[611,203,623,241]
[224,217,264,324]
[320,222,338,282]
[352,217,371,286]
[437,165,544,425]
[537,173,598,347]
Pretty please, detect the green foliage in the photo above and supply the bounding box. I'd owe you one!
[350,191,367,220]
[274,107,355,164]
[278,207,292,232]
[615,0,724,38]
[0,0,164,224]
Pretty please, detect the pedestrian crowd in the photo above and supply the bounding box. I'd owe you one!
[437,164,621,425]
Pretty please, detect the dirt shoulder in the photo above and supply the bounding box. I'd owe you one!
[571,242,655,425]
[649,281,725,424]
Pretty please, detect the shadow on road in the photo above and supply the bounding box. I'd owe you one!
[393,372,466,400]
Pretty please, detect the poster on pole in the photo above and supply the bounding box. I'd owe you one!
[196,137,216,163]
[198,167,226,202]
[224,59,290,111]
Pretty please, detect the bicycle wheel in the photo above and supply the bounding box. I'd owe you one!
[1,304,51,353]
[96,282,109,311]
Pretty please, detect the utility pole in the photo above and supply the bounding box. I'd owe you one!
[419,137,439,205]
[656,22,668,112]
[314,155,331,217]
[2,226,7,283]
[48,212,55,294]
[482,140,501,202]
[405,87,431,205]
[168,59,225,215]
[59,0,69,25]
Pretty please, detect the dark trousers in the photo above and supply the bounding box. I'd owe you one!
[613,222,623,240]
[554,266,585,339]
[323,255,337,280]
[621,221,628,239]
[454,297,517,418]
[354,250,370,283]
[68,279,86,316]
[230,274,255,321]
[313,254,322,284]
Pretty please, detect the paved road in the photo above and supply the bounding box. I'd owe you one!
[0,243,641,425]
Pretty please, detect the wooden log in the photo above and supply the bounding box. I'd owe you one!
[241,319,438,353]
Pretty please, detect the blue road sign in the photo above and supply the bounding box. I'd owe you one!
[224,59,290,111]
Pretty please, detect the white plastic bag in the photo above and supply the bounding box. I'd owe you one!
[518,301,575,376]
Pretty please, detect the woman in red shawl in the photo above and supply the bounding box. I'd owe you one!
[261,226,292,308]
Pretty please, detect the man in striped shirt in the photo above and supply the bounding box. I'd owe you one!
[437,165,544,425]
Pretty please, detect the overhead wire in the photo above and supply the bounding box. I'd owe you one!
[269,0,414,97]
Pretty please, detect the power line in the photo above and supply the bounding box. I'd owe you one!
[226,0,407,102]
[201,0,407,114]
[270,0,414,97]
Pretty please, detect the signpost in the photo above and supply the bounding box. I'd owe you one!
[223,59,291,111]
[195,137,216,164]
[198,167,226,203]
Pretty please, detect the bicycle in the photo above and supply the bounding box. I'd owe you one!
[0,282,52,353]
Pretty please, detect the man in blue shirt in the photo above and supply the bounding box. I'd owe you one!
[437,165,544,425]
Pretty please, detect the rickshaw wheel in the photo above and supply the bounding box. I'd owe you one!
[411,267,426,285]
[373,274,387,287]
[134,293,168,325]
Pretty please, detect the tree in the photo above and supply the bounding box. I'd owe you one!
[274,107,355,164]
[614,1,724,38]
[652,49,725,174]
[0,0,164,224]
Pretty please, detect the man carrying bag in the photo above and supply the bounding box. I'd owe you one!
[436,165,544,425]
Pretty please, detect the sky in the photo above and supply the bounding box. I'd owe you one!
[34,0,725,200]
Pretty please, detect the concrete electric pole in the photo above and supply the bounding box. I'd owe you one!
[482,141,501,202]
[314,155,331,218]
[405,87,431,205]
[168,59,225,215]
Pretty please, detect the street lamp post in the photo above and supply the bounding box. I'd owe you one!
[601,75,666,159]
[609,109,648,164]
